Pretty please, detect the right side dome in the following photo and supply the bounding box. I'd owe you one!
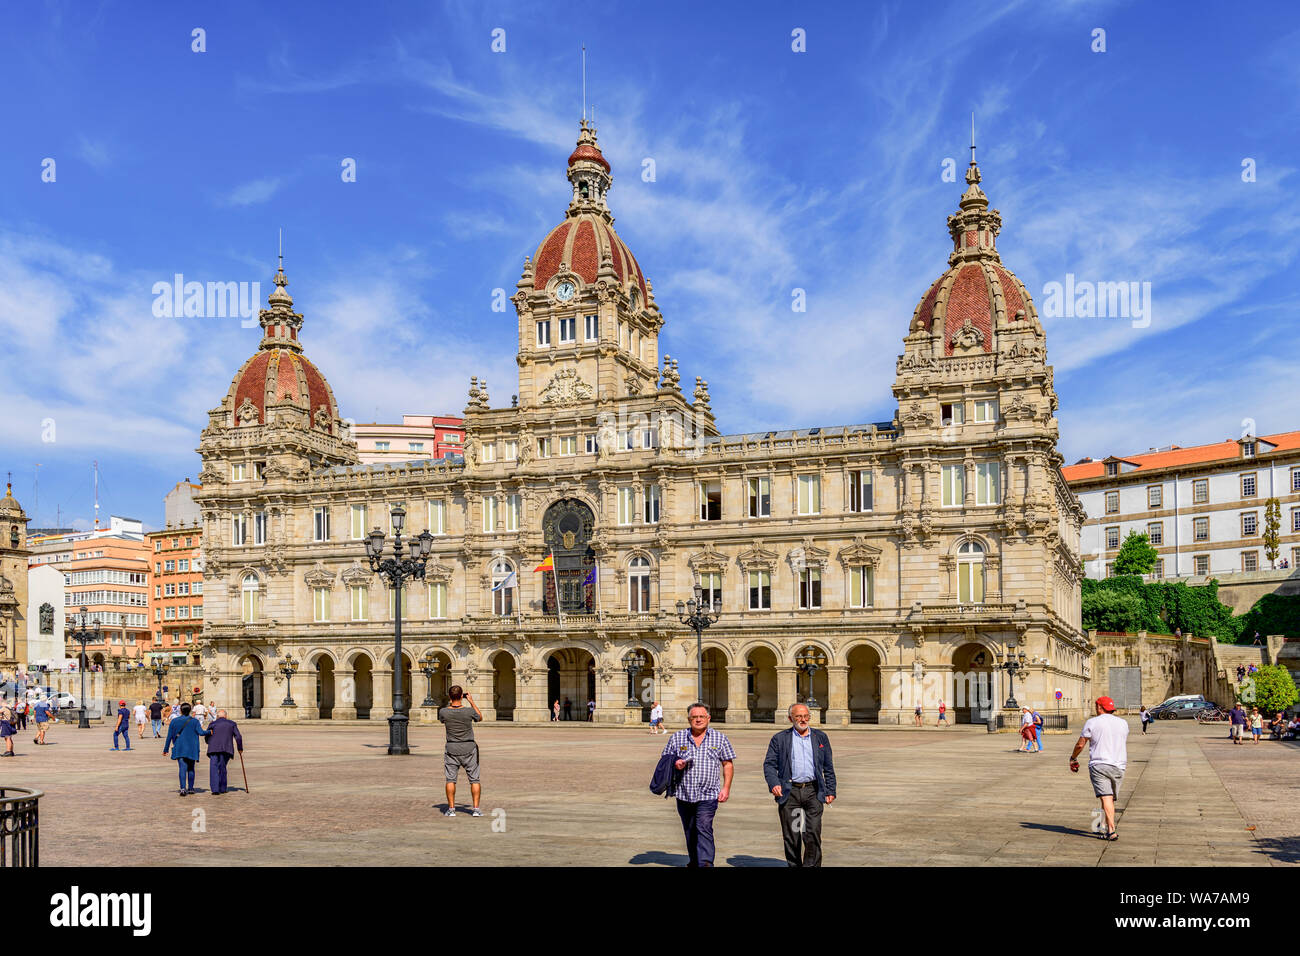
[907,155,1042,355]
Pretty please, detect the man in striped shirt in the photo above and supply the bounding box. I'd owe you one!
[661,702,736,867]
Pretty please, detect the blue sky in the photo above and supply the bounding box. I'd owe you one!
[2,0,1298,530]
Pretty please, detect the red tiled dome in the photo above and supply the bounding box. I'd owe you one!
[225,348,341,433]
[567,143,610,173]
[531,214,648,302]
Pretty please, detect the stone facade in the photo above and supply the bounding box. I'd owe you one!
[196,125,1089,726]
[0,483,31,670]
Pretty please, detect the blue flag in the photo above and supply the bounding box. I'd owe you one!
[582,567,597,586]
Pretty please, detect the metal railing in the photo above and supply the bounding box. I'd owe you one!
[0,788,40,867]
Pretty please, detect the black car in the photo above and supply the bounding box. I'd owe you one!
[1151,699,1218,720]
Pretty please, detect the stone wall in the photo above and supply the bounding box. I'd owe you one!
[44,666,211,717]
[1090,630,1219,712]
[1187,569,1300,615]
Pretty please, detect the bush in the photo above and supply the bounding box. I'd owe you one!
[1080,575,1237,639]
[1236,593,1300,641]
[1081,588,1146,632]
[1239,664,1299,714]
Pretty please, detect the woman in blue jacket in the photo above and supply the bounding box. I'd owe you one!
[163,702,211,794]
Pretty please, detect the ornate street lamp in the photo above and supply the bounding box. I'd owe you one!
[279,655,299,707]
[151,660,170,701]
[676,584,721,704]
[365,504,434,755]
[622,649,648,707]
[420,651,441,708]
[995,646,1028,710]
[795,647,828,710]
[68,607,100,729]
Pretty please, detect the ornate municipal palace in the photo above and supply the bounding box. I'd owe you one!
[196,121,1089,725]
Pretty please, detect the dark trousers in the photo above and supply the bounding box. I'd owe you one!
[778,784,824,867]
[210,752,232,793]
[113,726,131,749]
[176,757,195,791]
[676,799,718,867]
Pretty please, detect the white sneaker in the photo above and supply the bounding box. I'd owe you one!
[443,808,456,817]
[470,807,483,817]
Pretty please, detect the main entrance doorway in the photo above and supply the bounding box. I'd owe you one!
[541,499,597,614]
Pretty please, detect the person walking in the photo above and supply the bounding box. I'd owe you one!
[563,697,573,721]
[14,697,27,732]
[1250,707,1263,744]
[1139,706,1150,734]
[551,700,560,722]
[191,699,207,729]
[438,685,483,817]
[1032,707,1045,752]
[1018,707,1037,752]
[913,703,923,727]
[1070,696,1129,841]
[161,699,173,728]
[31,697,52,745]
[763,703,837,867]
[112,700,132,751]
[148,698,164,738]
[133,700,148,739]
[649,700,665,735]
[204,709,243,794]
[937,699,948,727]
[1228,701,1247,745]
[587,698,596,722]
[659,702,735,867]
[163,702,211,795]
[0,698,15,757]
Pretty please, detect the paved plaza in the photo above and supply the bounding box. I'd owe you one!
[6,716,1295,867]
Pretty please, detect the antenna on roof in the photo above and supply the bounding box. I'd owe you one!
[278,227,284,271]
[970,112,976,166]
[582,45,587,122]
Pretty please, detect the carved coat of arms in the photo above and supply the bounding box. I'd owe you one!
[538,368,593,407]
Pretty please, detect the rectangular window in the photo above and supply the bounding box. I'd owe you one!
[351,505,367,540]
[1195,554,1209,576]
[1147,522,1163,546]
[1292,507,1300,533]
[506,494,521,532]
[618,487,636,525]
[849,566,874,608]
[585,314,599,340]
[536,437,552,458]
[1241,473,1257,498]
[748,570,771,610]
[700,481,722,521]
[559,435,577,456]
[1153,559,1164,578]
[231,516,247,547]
[584,434,597,455]
[192,606,202,619]
[1242,512,1257,536]
[798,569,822,609]
[350,586,368,621]
[179,582,189,596]
[975,462,1001,506]
[1292,469,1300,492]
[643,485,661,523]
[1193,517,1209,541]
[154,541,161,552]
[154,585,160,598]
[558,316,576,343]
[536,320,551,346]
[374,441,390,452]
[186,537,192,548]
[1105,491,1119,514]
[503,441,517,461]
[797,475,822,515]
[231,463,247,481]
[313,507,331,542]
[1243,551,1258,572]
[629,573,651,613]
[940,402,965,426]
[253,512,267,546]
[388,588,400,621]
[482,496,498,533]
[428,582,447,619]
[623,431,635,451]
[1243,441,1256,458]
[942,465,965,508]
[1147,485,1162,508]
[165,607,175,620]
[428,500,446,535]
[848,470,873,512]
[1193,479,1208,504]
[409,442,424,453]
[1106,526,1120,550]
[164,583,175,597]
[958,561,984,603]
[973,399,998,423]
[748,477,771,518]
[164,560,175,572]
[699,572,722,611]
[481,443,496,463]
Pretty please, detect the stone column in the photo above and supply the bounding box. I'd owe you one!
[876,663,910,725]
[776,665,799,724]
[371,667,394,720]
[725,665,751,723]
[594,665,625,723]
[295,666,321,720]
[824,664,850,725]
[332,667,358,720]
[513,664,550,722]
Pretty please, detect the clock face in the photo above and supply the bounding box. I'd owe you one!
[555,281,576,302]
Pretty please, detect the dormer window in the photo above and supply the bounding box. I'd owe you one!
[1242,441,1256,458]
[1105,462,1118,477]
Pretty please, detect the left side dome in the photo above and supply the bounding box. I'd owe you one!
[222,263,344,434]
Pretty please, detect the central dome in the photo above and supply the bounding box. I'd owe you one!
[524,120,649,303]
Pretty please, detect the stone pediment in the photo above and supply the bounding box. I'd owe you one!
[340,561,372,586]
[687,544,729,574]
[788,540,830,571]
[737,541,779,572]
[423,562,455,583]
[304,563,335,588]
[838,536,882,567]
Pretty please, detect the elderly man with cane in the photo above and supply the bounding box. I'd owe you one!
[205,709,244,795]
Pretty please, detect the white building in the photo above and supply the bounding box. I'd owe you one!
[25,564,65,667]
[1063,431,1300,578]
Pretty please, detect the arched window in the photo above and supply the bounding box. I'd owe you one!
[957,541,985,604]
[242,573,261,623]
[491,560,515,616]
[628,556,651,612]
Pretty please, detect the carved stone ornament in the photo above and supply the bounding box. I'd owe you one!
[340,561,372,586]
[236,397,260,426]
[539,368,594,407]
[837,535,882,568]
[737,542,778,573]
[687,545,729,575]
[1001,396,1037,421]
[897,351,940,374]
[304,562,335,589]
[517,662,536,685]
[423,562,454,583]
[313,406,331,431]
[1004,339,1045,363]
[952,319,986,350]
[900,405,933,429]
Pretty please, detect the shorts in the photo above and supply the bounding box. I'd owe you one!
[1088,763,1124,798]
[1229,724,1243,738]
[938,712,947,720]
[651,718,662,726]
[1251,728,1261,738]
[444,747,480,783]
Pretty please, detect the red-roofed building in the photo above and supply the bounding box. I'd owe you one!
[1063,432,1300,578]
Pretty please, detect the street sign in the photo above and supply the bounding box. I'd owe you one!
[1055,690,1063,700]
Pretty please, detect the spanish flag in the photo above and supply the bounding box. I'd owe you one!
[533,554,554,573]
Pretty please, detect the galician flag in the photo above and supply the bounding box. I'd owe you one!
[492,571,517,592]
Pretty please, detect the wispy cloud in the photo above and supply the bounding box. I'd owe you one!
[221,177,283,207]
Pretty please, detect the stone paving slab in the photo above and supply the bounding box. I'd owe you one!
[0,716,1286,866]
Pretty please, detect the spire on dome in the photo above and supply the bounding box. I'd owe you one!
[566,118,613,221]
[258,247,304,351]
[946,124,1001,266]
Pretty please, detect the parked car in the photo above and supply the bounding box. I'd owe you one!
[1152,699,1218,720]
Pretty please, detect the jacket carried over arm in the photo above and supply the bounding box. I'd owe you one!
[763,727,837,805]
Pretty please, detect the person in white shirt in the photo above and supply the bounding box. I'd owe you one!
[1070,696,1129,842]
[192,701,207,728]
[133,700,148,738]
[649,701,666,735]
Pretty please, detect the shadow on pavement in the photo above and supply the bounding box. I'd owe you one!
[1252,836,1300,865]
[628,850,689,866]
[726,854,787,867]
[1019,821,1094,838]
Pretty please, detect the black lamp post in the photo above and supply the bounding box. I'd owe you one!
[364,504,434,755]
[996,646,1028,709]
[151,660,170,701]
[279,655,298,707]
[69,606,100,729]
[795,647,828,710]
[420,651,440,708]
[622,650,647,707]
[676,584,721,704]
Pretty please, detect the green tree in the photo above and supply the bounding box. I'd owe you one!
[1113,531,1159,576]
[1238,663,1299,714]
[1081,588,1146,632]
[1263,498,1281,569]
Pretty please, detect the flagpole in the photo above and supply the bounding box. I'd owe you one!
[552,549,564,628]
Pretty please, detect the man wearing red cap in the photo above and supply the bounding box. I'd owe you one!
[1070,696,1129,841]
[112,700,132,751]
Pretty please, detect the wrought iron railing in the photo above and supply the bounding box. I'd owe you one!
[0,787,40,867]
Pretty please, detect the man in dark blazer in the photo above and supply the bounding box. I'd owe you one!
[763,702,836,867]
[205,709,244,794]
